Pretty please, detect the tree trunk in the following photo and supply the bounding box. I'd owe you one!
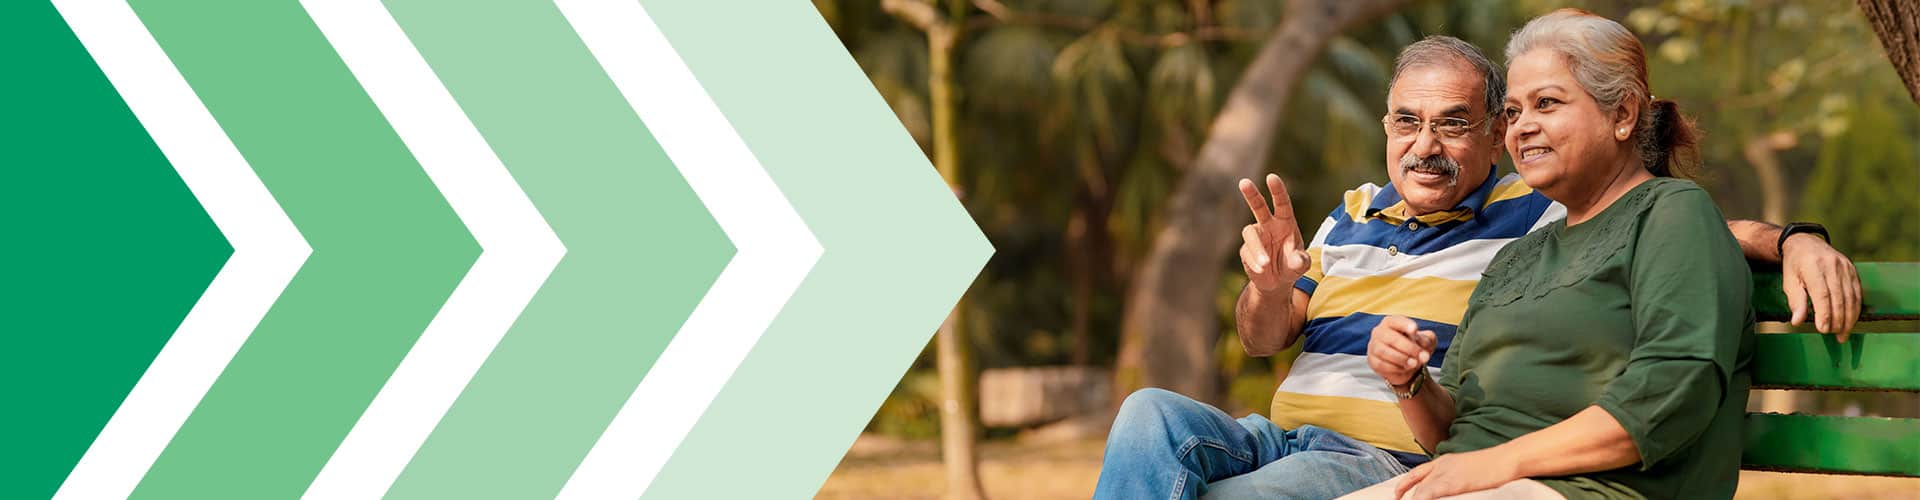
[1858,0,1920,105]
[1068,203,1096,366]
[1741,134,1800,414]
[935,308,985,500]
[1114,0,1409,404]
[928,16,986,500]
[1741,135,1790,225]
[1067,185,1114,366]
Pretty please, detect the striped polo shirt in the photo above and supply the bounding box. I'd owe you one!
[1269,170,1564,454]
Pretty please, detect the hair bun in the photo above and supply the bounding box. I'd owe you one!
[1643,98,1699,177]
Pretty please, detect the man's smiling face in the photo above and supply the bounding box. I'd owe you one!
[1382,64,1503,215]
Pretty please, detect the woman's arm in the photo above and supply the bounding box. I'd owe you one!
[1390,406,1636,500]
[1492,406,1639,476]
[1368,316,1454,451]
[1394,370,1456,453]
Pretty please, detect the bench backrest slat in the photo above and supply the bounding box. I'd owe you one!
[1742,413,1920,477]
[1743,261,1918,477]
[1751,332,1920,391]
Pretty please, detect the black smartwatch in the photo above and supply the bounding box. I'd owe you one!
[1777,222,1830,258]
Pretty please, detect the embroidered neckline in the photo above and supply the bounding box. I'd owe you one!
[1473,178,1678,308]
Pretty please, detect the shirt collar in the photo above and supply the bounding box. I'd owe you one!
[1367,168,1500,225]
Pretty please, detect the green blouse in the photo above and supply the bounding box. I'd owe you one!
[1437,178,1755,499]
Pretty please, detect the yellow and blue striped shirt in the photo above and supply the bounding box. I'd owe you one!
[1270,171,1564,454]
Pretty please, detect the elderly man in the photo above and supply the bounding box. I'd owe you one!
[1092,36,1859,500]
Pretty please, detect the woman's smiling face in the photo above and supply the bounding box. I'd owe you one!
[1502,48,1636,202]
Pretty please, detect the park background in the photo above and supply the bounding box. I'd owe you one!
[811,0,1920,498]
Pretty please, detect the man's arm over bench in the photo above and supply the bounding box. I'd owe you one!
[1726,219,1862,337]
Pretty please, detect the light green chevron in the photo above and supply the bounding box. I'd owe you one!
[637,0,993,497]
[125,0,479,498]
[379,0,731,498]
[0,3,229,499]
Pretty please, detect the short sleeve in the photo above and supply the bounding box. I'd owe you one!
[1593,186,1752,470]
[1294,205,1342,296]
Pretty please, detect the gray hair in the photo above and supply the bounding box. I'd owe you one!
[1505,9,1696,176]
[1388,36,1504,121]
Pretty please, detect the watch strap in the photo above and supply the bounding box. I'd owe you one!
[1777,222,1830,258]
[1394,371,1426,399]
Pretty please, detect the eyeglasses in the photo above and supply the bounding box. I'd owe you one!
[1381,113,1494,141]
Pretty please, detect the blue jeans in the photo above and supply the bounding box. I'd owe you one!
[1093,388,1427,500]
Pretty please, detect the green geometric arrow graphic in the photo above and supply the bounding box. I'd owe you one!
[0,3,231,499]
[380,0,732,498]
[124,0,479,498]
[638,0,994,497]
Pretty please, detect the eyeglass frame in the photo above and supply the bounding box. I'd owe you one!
[1380,112,1498,141]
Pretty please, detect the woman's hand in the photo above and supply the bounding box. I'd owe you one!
[1368,315,1437,386]
[1393,448,1523,500]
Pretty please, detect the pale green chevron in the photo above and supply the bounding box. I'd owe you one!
[125,0,479,498]
[638,0,993,497]
[380,0,731,498]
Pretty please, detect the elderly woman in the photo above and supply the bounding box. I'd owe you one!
[1348,9,1754,500]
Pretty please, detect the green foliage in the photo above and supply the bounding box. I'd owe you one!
[1803,99,1920,261]
[966,26,1064,116]
[1214,274,1281,415]
[1591,0,1920,259]
[866,370,946,439]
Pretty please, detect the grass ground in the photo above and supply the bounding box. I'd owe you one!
[819,434,1920,499]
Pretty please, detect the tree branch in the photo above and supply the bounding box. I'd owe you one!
[882,0,945,32]
[1115,0,1411,404]
[969,0,1262,47]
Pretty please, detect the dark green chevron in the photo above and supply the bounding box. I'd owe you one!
[0,2,231,499]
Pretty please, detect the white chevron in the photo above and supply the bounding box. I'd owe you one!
[297,1,567,498]
[553,0,822,497]
[49,1,311,498]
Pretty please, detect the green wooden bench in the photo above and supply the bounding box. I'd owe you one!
[1743,262,1920,477]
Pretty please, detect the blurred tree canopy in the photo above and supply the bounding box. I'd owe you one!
[823,0,1919,425]
[1606,0,1920,261]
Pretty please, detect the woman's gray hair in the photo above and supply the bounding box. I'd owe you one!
[1389,36,1504,122]
[1505,8,1697,177]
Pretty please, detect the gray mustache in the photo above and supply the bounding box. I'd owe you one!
[1399,152,1461,186]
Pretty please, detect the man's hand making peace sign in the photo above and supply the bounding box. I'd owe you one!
[1238,174,1311,294]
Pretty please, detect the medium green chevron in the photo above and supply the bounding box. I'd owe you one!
[125,0,478,498]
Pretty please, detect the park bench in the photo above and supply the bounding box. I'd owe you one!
[1742,262,1920,477]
